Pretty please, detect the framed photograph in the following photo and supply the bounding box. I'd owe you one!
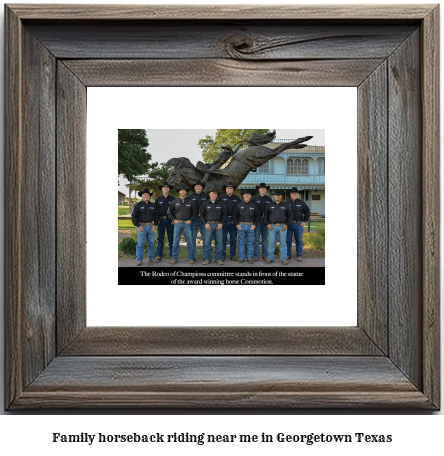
[5,4,440,409]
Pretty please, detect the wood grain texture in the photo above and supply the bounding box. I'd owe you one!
[61,327,382,356]
[13,356,433,409]
[388,31,422,389]
[63,59,384,87]
[26,22,416,59]
[7,4,435,20]
[357,62,388,354]
[5,5,24,410]
[4,4,440,410]
[421,6,440,409]
[21,28,57,388]
[56,62,87,353]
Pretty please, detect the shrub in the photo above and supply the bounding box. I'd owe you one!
[118,236,137,255]
[303,232,325,250]
[317,227,325,237]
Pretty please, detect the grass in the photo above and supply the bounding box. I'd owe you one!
[118,207,130,215]
[303,221,325,232]
[118,219,137,230]
[303,231,325,250]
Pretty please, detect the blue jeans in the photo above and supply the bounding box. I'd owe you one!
[237,223,255,260]
[156,217,173,257]
[171,222,193,261]
[254,218,269,259]
[287,222,304,258]
[203,223,223,261]
[268,224,288,262]
[190,217,206,259]
[136,224,156,261]
[222,217,238,258]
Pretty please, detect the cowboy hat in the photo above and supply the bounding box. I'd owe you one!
[175,184,190,192]
[158,181,172,191]
[192,181,206,189]
[138,188,153,197]
[222,181,237,191]
[255,182,270,190]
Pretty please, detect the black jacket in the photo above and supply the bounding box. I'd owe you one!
[284,198,310,222]
[233,200,260,225]
[154,194,175,217]
[200,200,227,225]
[131,201,160,227]
[264,201,292,226]
[251,194,273,217]
[189,191,210,215]
[167,196,197,222]
[219,194,242,217]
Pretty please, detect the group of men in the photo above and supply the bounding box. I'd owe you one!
[131,181,310,266]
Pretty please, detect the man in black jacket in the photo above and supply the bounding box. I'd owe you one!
[233,189,260,264]
[264,189,293,265]
[200,189,227,265]
[167,184,197,264]
[284,187,310,261]
[189,181,209,261]
[154,181,175,260]
[251,183,273,261]
[220,182,241,260]
[131,188,160,265]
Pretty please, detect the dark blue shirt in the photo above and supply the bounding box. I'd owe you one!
[154,194,175,217]
[189,191,210,215]
[251,194,273,217]
[284,198,310,222]
[131,201,160,227]
[219,194,242,217]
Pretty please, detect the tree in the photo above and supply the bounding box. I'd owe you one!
[118,129,151,181]
[198,129,271,163]
[135,162,174,199]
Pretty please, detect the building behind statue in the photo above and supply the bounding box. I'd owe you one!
[235,139,325,216]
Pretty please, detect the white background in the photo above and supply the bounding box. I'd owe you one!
[0,0,442,447]
[88,87,357,326]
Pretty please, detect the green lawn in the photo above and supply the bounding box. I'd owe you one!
[118,207,130,215]
[118,219,136,230]
[304,221,324,232]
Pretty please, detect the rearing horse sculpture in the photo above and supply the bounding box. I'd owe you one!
[166,133,313,195]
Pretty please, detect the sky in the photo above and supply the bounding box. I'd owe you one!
[118,129,325,195]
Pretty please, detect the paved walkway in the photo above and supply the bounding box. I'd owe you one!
[119,258,324,268]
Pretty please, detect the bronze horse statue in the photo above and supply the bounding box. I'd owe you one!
[166,133,313,194]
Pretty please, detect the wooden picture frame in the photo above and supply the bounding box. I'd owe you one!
[5,4,440,409]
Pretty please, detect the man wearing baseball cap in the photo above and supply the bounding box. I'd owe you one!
[131,188,160,266]
[167,184,197,264]
[233,189,260,264]
[264,189,293,265]
[251,183,273,261]
[154,181,175,261]
[284,187,310,261]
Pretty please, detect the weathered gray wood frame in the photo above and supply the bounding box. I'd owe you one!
[5,5,440,409]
